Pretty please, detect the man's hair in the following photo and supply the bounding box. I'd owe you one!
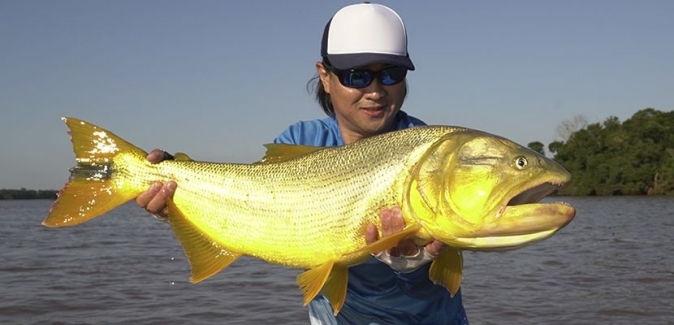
[307,75,333,116]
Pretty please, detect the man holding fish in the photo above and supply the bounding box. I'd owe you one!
[45,2,573,323]
[137,3,470,324]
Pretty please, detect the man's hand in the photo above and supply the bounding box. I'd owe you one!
[365,207,443,272]
[135,149,177,220]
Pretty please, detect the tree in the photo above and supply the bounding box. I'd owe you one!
[527,141,545,155]
[555,114,588,141]
[548,140,564,155]
[549,108,674,196]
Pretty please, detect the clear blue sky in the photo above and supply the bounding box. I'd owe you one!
[1,0,672,190]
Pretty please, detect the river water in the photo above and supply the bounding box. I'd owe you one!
[1,196,672,324]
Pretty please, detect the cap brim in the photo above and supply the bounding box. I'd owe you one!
[327,53,415,71]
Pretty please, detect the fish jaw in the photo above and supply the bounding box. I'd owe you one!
[454,201,575,250]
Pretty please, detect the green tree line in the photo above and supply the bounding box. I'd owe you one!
[529,108,674,196]
[0,188,58,200]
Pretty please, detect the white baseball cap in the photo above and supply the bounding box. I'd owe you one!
[320,3,415,71]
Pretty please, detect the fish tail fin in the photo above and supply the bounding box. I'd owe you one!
[42,117,149,227]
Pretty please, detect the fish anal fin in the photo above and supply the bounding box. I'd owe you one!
[257,144,326,164]
[167,198,241,283]
[322,265,349,315]
[296,261,334,306]
[428,247,463,297]
[353,225,422,255]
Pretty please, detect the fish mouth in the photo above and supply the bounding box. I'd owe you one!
[461,179,576,251]
[507,181,564,206]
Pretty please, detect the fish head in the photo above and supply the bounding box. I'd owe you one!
[405,129,575,251]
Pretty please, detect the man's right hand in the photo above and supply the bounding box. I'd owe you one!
[135,149,177,220]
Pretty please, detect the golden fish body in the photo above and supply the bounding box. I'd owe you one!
[44,117,575,315]
[167,127,460,267]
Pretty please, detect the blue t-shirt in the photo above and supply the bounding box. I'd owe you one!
[274,111,469,325]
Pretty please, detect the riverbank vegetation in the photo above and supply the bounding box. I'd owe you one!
[528,108,673,196]
[0,188,57,200]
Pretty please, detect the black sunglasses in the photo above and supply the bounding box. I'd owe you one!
[323,63,408,89]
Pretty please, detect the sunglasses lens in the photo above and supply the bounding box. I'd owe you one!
[379,67,407,86]
[342,70,373,88]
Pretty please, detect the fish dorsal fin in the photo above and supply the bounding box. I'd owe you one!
[173,152,193,161]
[257,144,326,164]
[166,198,241,283]
[428,247,463,297]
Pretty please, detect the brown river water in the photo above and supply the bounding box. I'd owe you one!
[1,196,672,324]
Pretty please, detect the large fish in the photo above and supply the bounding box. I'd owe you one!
[43,117,575,314]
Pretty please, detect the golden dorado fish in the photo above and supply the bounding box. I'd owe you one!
[43,117,575,315]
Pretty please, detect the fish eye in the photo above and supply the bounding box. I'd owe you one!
[515,156,528,169]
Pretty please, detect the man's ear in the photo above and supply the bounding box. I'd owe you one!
[316,62,331,94]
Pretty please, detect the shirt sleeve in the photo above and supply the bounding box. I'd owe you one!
[273,125,299,145]
[273,120,336,146]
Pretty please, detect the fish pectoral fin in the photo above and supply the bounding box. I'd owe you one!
[428,247,463,297]
[167,198,241,283]
[353,225,423,255]
[257,144,327,164]
[322,265,349,315]
[296,261,335,306]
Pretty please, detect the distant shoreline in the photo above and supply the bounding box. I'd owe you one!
[0,189,57,200]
